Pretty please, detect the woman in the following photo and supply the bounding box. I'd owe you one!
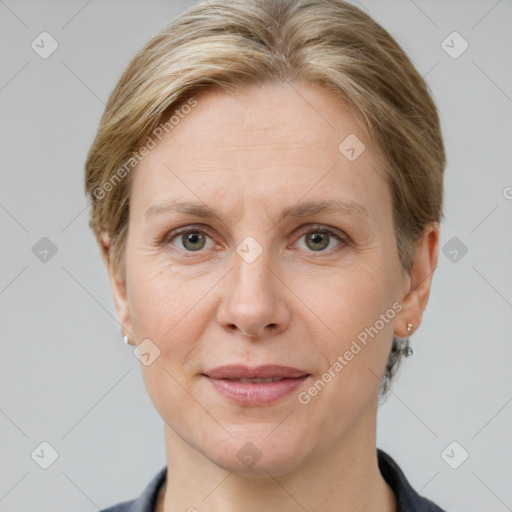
[85,0,447,510]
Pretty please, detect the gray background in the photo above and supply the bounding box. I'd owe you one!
[1,0,511,510]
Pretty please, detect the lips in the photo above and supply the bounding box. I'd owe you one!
[202,365,311,406]
[203,364,309,380]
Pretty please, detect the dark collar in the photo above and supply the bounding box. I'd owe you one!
[101,449,447,512]
[377,449,447,511]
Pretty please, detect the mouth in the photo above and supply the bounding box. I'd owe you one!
[203,364,309,380]
[202,365,311,405]
[222,377,292,383]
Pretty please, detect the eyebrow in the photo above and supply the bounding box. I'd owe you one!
[144,198,369,223]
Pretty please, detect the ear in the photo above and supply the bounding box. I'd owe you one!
[395,221,439,337]
[100,232,134,344]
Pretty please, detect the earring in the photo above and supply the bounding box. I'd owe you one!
[123,335,129,345]
[402,322,413,357]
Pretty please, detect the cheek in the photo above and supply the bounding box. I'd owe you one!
[128,264,210,425]
[127,256,224,380]
[301,259,398,398]
[306,257,398,340]
[128,254,203,332]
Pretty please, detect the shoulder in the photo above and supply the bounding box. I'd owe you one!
[99,500,136,512]
[99,500,135,512]
[377,449,448,512]
[98,466,167,512]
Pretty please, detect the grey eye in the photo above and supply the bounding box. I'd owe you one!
[304,232,331,251]
[180,231,208,251]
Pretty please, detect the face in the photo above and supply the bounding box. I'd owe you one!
[106,82,435,476]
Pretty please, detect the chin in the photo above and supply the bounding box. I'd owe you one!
[202,425,313,478]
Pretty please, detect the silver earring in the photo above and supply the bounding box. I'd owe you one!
[402,322,413,357]
[123,335,129,345]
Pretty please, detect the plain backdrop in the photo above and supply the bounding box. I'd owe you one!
[1,0,511,511]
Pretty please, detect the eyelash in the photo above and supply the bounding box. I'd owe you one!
[158,224,349,257]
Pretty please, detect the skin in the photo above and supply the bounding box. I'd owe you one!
[101,82,439,512]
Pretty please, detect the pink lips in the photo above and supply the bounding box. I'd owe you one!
[202,364,310,406]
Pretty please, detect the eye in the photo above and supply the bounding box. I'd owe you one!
[293,225,347,253]
[160,224,347,255]
[166,227,216,252]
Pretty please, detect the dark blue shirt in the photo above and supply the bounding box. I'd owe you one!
[100,449,447,511]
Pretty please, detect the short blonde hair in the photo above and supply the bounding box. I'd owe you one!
[84,0,446,397]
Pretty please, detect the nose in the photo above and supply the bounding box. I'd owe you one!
[216,251,291,339]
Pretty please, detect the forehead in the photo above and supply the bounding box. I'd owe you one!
[156,82,369,155]
[131,82,390,220]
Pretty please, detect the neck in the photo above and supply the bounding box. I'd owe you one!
[156,401,396,512]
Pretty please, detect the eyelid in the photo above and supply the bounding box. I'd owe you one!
[294,223,347,240]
